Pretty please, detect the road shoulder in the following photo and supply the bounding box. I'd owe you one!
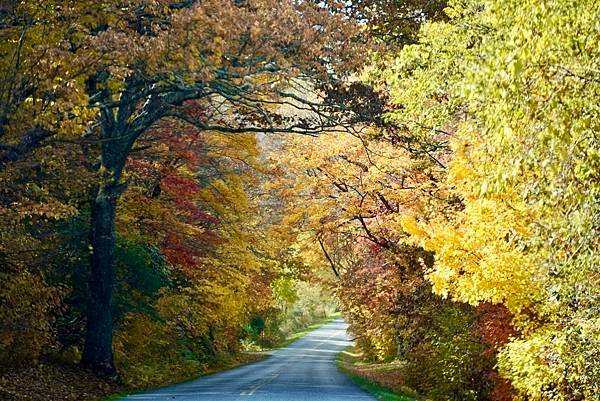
[337,346,419,401]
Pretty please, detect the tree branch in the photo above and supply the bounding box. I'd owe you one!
[317,236,340,278]
[164,110,346,136]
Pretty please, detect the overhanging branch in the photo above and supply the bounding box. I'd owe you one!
[164,110,347,136]
[317,236,340,278]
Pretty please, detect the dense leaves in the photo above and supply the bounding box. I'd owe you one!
[1,0,598,400]
[270,0,599,400]
[0,0,359,389]
[391,1,600,399]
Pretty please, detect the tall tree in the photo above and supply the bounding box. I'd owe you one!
[1,0,364,375]
[379,0,600,398]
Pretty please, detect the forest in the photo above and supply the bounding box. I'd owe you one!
[0,0,598,400]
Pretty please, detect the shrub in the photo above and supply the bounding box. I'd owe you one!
[0,270,62,367]
[114,313,200,388]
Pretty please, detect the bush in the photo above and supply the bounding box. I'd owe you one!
[401,303,493,401]
[0,270,62,367]
[114,313,200,388]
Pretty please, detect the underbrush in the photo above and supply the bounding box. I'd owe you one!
[0,358,122,401]
[241,280,338,349]
[337,346,419,401]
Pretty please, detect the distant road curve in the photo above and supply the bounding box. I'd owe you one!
[121,318,376,401]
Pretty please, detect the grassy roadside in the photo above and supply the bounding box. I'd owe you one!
[100,352,268,401]
[101,312,340,400]
[337,345,419,401]
[275,311,341,349]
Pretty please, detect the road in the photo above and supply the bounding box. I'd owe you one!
[121,318,376,401]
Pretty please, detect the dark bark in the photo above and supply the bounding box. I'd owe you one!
[317,237,340,278]
[81,75,142,376]
[80,76,148,377]
[81,182,118,377]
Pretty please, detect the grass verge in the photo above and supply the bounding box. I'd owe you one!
[275,312,341,349]
[99,352,268,401]
[337,345,419,401]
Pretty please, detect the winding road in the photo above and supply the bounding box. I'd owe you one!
[121,319,375,401]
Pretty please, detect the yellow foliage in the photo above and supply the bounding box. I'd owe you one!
[114,313,200,387]
[0,270,63,366]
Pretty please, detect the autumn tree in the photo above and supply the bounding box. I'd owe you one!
[1,0,365,376]
[267,123,496,399]
[107,116,284,386]
[323,0,448,46]
[376,0,600,398]
[265,0,535,399]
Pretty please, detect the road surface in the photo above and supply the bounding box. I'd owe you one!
[121,318,376,401]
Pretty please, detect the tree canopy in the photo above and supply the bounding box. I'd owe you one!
[1,0,598,400]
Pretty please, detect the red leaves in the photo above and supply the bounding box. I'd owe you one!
[123,115,222,271]
[126,158,156,177]
[487,371,517,401]
[181,100,209,124]
[161,174,198,198]
[159,173,220,226]
[473,303,518,401]
[188,208,219,226]
[162,233,198,268]
[474,303,517,353]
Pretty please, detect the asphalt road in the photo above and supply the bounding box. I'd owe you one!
[122,318,376,401]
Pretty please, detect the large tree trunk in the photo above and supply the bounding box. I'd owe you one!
[82,183,118,377]
[80,75,138,377]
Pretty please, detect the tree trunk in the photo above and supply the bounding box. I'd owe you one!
[82,184,118,377]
